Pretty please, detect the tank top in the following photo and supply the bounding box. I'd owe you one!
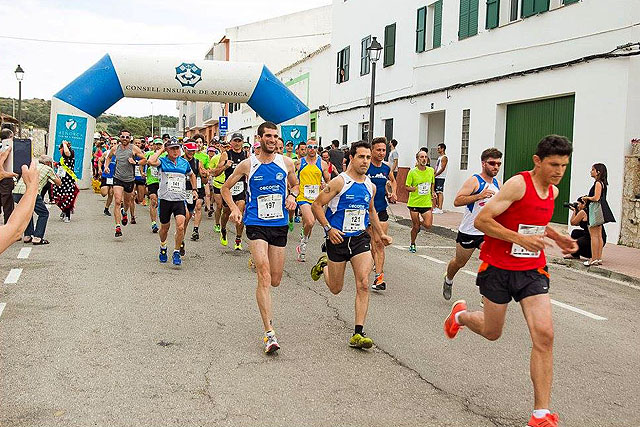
[366,161,391,212]
[479,171,554,270]
[326,173,374,237]
[458,174,500,236]
[185,157,201,190]
[297,156,323,203]
[114,144,134,182]
[244,154,289,227]
[435,155,448,179]
[225,149,247,196]
[101,157,116,179]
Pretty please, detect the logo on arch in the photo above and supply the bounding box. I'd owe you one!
[175,63,202,87]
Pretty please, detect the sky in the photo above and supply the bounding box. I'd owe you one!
[0,0,331,118]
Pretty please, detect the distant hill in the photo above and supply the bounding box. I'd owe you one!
[0,97,178,136]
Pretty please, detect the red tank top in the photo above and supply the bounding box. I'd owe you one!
[479,171,554,270]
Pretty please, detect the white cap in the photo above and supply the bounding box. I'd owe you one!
[94,132,101,139]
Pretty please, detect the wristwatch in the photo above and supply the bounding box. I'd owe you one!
[323,224,332,234]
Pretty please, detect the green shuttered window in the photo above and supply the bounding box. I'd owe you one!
[563,0,579,4]
[459,0,479,40]
[336,47,350,83]
[361,36,371,76]
[522,0,549,18]
[384,23,396,67]
[416,7,426,53]
[486,0,500,29]
[433,0,443,48]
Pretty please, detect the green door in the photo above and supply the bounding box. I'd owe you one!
[504,95,575,223]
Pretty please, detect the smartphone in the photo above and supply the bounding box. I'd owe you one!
[12,138,32,175]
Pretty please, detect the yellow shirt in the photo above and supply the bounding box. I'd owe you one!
[208,154,225,188]
[297,156,323,204]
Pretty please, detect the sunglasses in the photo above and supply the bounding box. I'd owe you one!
[485,161,502,167]
[120,135,131,139]
[307,145,318,149]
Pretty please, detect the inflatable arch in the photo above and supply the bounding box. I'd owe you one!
[48,53,308,188]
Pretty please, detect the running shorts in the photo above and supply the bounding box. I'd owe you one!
[326,232,371,263]
[434,178,445,193]
[476,262,550,304]
[159,199,186,224]
[456,231,484,250]
[408,206,431,214]
[376,209,389,222]
[113,178,135,193]
[147,183,159,196]
[246,225,289,248]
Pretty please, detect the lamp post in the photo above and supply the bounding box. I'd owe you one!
[14,65,24,138]
[366,37,383,143]
[182,113,187,138]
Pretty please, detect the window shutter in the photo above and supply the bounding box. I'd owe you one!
[433,0,443,48]
[459,0,470,39]
[384,24,396,67]
[534,0,549,13]
[344,46,350,82]
[521,0,536,17]
[563,0,579,4]
[336,51,341,83]
[486,0,500,29]
[469,0,479,37]
[416,7,426,53]
[361,36,370,75]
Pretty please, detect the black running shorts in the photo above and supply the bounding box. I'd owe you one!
[159,199,186,224]
[377,209,389,222]
[326,232,371,263]
[408,206,431,214]
[147,183,159,196]
[456,231,484,250]
[113,178,135,193]
[246,225,289,247]
[476,262,550,304]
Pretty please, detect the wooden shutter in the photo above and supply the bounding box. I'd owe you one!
[469,0,479,36]
[343,46,350,82]
[384,24,396,67]
[563,0,579,4]
[361,36,370,75]
[486,0,500,29]
[534,0,549,13]
[521,0,535,17]
[433,1,443,48]
[416,7,426,53]
[459,0,470,39]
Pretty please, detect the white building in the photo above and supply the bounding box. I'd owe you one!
[325,0,640,241]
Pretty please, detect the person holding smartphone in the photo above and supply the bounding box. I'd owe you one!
[0,128,16,224]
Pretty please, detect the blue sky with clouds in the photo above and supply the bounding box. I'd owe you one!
[0,0,331,117]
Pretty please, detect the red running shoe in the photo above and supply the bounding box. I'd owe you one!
[444,300,467,339]
[527,413,558,427]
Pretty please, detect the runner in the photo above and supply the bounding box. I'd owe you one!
[146,138,197,266]
[405,150,435,252]
[131,137,147,224]
[98,149,116,216]
[193,134,210,219]
[443,148,502,300]
[366,137,397,291]
[433,143,448,214]
[310,140,392,349]
[182,140,206,245]
[444,136,577,427]
[211,132,247,250]
[221,121,299,353]
[295,137,330,262]
[208,143,227,232]
[205,145,217,217]
[276,137,284,155]
[104,129,147,237]
[145,137,165,233]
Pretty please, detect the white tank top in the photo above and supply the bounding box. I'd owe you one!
[436,155,448,179]
[458,174,500,235]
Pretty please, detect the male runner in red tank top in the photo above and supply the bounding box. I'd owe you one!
[444,135,578,427]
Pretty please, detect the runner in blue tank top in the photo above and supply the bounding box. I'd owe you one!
[310,140,393,350]
[365,137,398,291]
[222,121,299,355]
[98,153,117,216]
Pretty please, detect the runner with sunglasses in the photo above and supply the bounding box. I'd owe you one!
[443,148,502,300]
[295,137,330,262]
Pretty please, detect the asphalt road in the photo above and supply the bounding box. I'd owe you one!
[0,190,638,426]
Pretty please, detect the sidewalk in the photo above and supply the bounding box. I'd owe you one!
[387,202,640,284]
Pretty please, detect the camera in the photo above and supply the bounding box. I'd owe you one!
[563,198,583,210]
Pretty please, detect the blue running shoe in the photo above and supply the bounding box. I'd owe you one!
[294,216,301,223]
[172,251,182,266]
[159,246,168,263]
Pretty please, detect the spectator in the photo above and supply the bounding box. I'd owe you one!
[565,197,607,260]
[342,144,350,170]
[328,139,344,174]
[388,139,399,178]
[0,128,16,223]
[12,155,61,244]
[52,140,80,223]
[321,150,337,178]
[582,163,616,266]
[284,141,298,160]
[433,143,448,214]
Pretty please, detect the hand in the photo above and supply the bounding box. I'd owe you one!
[21,160,39,189]
[128,158,136,165]
[285,194,297,210]
[192,190,198,201]
[229,208,242,224]
[388,193,397,203]
[380,234,393,246]
[516,234,547,253]
[478,187,495,199]
[226,160,233,167]
[0,146,17,180]
[552,233,578,255]
[327,227,345,244]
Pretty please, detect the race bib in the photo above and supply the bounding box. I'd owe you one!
[150,166,160,178]
[343,209,366,233]
[257,194,284,220]
[196,177,202,189]
[106,177,113,185]
[304,184,320,200]
[186,191,194,204]
[418,182,430,195]
[166,173,185,195]
[136,165,144,177]
[511,224,546,258]
[231,180,244,196]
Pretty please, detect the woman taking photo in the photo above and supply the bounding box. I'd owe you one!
[582,163,615,266]
[565,197,607,260]
[53,141,79,223]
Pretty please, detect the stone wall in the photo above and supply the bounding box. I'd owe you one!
[619,140,640,248]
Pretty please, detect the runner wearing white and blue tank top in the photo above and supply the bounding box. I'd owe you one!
[443,148,502,300]
[221,122,299,355]
[310,140,393,350]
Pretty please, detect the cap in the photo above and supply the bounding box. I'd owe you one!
[243,142,251,148]
[230,132,243,141]
[285,141,294,146]
[94,132,101,139]
[153,137,163,144]
[165,138,180,148]
[183,142,198,151]
[207,146,217,152]
[162,133,170,139]
[252,141,261,149]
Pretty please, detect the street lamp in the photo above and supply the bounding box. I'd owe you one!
[182,113,187,138]
[15,65,24,138]
[366,37,383,144]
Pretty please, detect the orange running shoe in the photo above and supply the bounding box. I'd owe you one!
[527,412,558,427]
[444,300,467,339]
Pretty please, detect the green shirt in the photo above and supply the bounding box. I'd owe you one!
[405,166,435,208]
[145,151,166,185]
[284,151,298,160]
[194,151,209,169]
[208,153,225,188]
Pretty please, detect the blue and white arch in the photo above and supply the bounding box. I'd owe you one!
[48,53,308,187]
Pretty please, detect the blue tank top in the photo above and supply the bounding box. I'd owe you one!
[366,162,390,212]
[326,172,374,237]
[244,154,289,227]
[102,157,116,178]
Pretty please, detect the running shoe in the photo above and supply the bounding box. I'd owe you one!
[409,244,416,253]
[263,331,280,354]
[443,276,453,300]
[191,230,199,241]
[444,300,467,339]
[159,246,168,263]
[63,217,70,223]
[179,241,186,256]
[220,229,228,246]
[527,413,559,427]
[349,333,373,349]
[234,237,242,251]
[130,216,136,225]
[294,216,301,223]
[121,210,128,226]
[288,221,294,232]
[115,226,122,238]
[296,240,307,262]
[172,251,182,266]
[311,255,328,281]
[151,223,159,233]
[371,273,386,291]
[103,208,111,216]
[320,241,327,253]
[214,224,221,233]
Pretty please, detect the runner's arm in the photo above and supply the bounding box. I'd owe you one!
[284,157,300,210]
[104,146,116,166]
[211,152,229,176]
[321,159,331,184]
[146,147,164,166]
[404,172,417,193]
[453,176,481,207]
[133,146,147,165]
[387,170,397,202]
[312,177,345,243]
[221,158,249,215]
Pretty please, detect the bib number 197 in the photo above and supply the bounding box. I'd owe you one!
[257,194,283,220]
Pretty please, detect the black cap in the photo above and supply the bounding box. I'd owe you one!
[230,132,243,141]
[162,133,170,139]
[165,137,180,148]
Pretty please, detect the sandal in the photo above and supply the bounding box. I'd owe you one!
[32,239,50,245]
[23,237,33,243]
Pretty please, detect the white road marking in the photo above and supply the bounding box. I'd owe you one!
[550,300,607,321]
[418,254,446,264]
[17,248,31,259]
[0,303,5,318]
[462,270,478,277]
[393,245,454,249]
[4,268,23,284]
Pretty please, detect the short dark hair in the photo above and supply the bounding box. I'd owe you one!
[332,139,339,148]
[372,136,387,147]
[1,128,14,140]
[257,121,277,137]
[119,129,131,135]
[481,148,503,162]
[390,139,398,148]
[350,140,372,158]
[193,133,205,142]
[298,141,307,147]
[534,135,572,160]
[419,146,429,154]
[438,143,446,150]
